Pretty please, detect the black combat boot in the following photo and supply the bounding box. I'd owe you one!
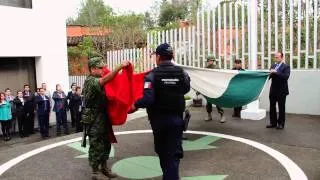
[101,161,118,178]
[92,168,108,180]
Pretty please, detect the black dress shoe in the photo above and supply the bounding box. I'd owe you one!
[276,125,284,129]
[266,125,277,128]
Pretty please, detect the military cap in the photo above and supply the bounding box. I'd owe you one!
[155,43,174,56]
[207,54,216,62]
[88,56,104,68]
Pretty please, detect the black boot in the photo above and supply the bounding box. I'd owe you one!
[92,168,108,180]
[7,134,11,141]
[4,133,9,141]
[101,161,118,178]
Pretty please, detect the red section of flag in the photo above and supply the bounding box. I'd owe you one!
[102,64,149,126]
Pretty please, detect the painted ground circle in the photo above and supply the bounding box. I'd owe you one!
[0,130,307,180]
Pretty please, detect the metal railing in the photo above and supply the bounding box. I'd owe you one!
[102,0,320,71]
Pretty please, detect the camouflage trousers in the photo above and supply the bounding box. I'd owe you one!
[88,132,111,169]
[206,102,224,116]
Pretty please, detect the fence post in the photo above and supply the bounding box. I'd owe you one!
[241,0,266,121]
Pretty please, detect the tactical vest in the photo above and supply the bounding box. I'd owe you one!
[153,65,186,114]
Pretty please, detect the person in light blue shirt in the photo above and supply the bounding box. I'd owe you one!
[0,92,12,141]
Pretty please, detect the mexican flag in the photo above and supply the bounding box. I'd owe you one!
[181,65,269,108]
[103,64,269,126]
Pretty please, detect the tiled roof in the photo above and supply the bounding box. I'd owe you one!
[67,25,111,37]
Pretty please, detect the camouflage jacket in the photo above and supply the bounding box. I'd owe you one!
[81,75,107,124]
[206,63,219,69]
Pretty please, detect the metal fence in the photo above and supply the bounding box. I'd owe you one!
[104,0,319,71]
[69,75,86,88]
[106,47,153,72]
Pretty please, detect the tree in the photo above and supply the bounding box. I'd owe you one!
[68,37,100,75]
[73,0,113,26]
[158,0,189,27]
[98,13,147,52]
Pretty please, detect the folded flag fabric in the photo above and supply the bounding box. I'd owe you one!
[103,64,149,126]
[180,65,269,108]
[102,63,269,127]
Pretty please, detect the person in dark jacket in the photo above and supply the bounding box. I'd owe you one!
[67,83,77,128]
[130,43,191,180]
[23,84,36,135]
[232,59,245,118]
[52,84,69,135]
[35,88,51,138]
[267,52,291,129]
[14,91,27,137]
[73,86,83,132]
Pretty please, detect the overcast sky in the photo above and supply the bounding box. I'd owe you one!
[65,0,221,19]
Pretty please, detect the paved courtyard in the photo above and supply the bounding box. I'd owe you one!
[0,107,319,180]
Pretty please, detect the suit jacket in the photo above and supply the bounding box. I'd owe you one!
[67,91,76,108]
[52,91,68,112]
[72,94,83,113]
[23,91,36,113]
[13,97,25,116]
[232,67,245,71]
[35,95,51,115]
[269,62,291,96]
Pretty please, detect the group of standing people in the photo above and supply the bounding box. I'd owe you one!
[203,52,290,130]
[0,85,40,141]
[0,82,84,141]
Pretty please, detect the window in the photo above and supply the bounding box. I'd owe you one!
[0,0,32,9]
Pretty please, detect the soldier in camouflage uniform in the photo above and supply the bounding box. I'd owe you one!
[204,55,226,123]
[82,57,129,180]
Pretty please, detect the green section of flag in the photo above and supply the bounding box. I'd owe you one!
[206,71,269,108]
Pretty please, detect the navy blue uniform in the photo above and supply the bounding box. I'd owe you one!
[135,61,190,180]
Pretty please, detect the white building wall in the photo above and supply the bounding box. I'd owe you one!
[0,0,69,94]
[259,70,320,116]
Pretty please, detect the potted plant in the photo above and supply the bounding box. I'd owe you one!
[193,91,203,107]
[184,95,193,107]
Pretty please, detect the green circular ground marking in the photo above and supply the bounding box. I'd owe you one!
[111,156,162,179]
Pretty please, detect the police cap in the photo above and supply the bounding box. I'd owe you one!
[155,43,174,56]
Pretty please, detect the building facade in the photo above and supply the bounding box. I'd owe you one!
[0,0,69,94]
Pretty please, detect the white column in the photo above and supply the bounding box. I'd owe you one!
[241,0,266,120]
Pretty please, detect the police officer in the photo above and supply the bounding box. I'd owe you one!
[82,56,129,180]
[204,55,226,123]
[129,43,191,180]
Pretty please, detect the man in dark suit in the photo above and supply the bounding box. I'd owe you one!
[35,88,51,138]
[14,91,27,137]
[23,84,36,135]
[67,83,77,128]
[267,52,291,129]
